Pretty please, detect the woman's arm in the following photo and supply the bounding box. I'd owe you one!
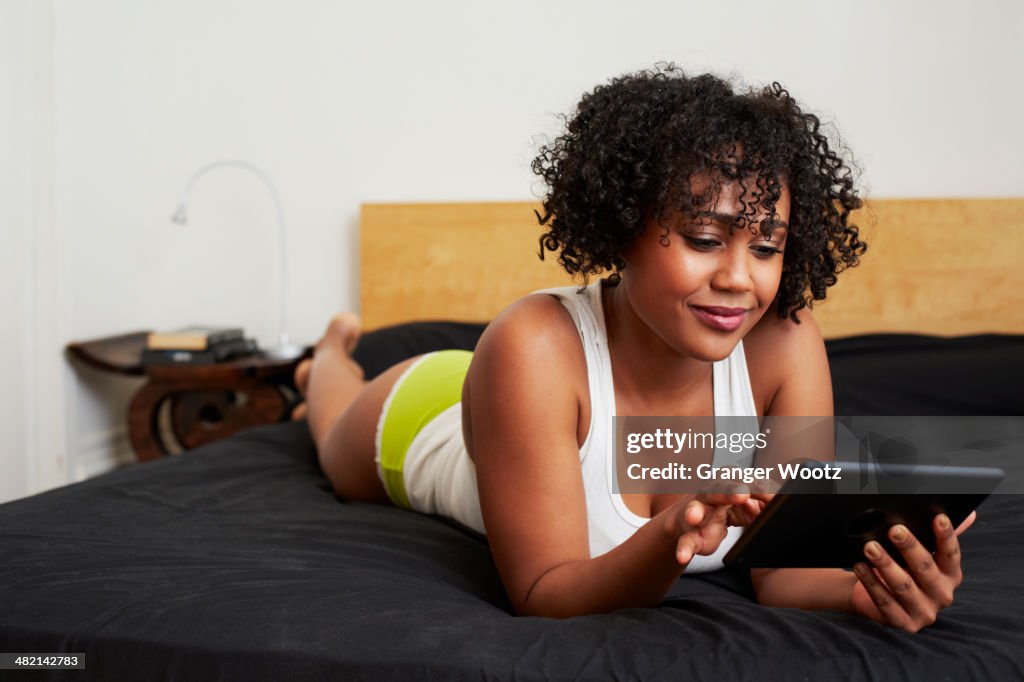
[753,514,972,632]
[745,308,852,609]
[515,495,742,617]
[745,309,971,632]
[465,295,749,617]
[752,568,857,611]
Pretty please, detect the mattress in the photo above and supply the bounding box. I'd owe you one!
[1,326,1022,681]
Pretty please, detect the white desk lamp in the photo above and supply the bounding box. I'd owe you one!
[170,160,303,359]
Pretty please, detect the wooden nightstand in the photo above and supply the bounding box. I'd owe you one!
[67,332,311,461]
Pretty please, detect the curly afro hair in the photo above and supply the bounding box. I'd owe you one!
[532,64,866,321]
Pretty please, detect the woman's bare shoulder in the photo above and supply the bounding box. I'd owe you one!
[743,307,832,416]
[473,292,586,369]
[745,306,825,351]
[463,292,591,446]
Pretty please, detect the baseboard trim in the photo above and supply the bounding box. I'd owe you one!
[74,427,136,481]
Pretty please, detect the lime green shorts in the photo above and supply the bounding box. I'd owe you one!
[373,350,474,510]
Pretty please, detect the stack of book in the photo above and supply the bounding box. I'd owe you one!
[142,326,257,366]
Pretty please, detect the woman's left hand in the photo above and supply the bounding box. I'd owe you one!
[848,511,976,632]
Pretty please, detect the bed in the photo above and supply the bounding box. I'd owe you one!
[2,199,1023,681]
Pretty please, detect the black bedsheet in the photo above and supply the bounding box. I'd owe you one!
[3,421,1024,681]
[2,329,1023,681]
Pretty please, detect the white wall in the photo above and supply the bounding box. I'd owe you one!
[1,0,68,503]
[3,0,1023,502]
[0,1,35,503]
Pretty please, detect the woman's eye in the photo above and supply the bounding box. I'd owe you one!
[751,245,784,258]
[684,236,721,250]
[682,233,784,257]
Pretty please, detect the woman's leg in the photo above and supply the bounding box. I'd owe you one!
[296,313,420,505]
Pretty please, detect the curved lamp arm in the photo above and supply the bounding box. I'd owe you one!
[170,160,298,356]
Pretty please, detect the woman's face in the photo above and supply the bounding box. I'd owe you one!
[619,176,790,362]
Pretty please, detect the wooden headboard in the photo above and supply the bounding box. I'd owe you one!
[360,199,1024,338]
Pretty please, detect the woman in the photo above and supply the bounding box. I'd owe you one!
[296,65,970,629]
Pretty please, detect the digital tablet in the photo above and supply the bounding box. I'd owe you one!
[722,461,1004,569]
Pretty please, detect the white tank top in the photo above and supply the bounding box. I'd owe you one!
[538,280,759,571]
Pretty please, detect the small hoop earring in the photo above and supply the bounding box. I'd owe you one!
[658,235,670,247]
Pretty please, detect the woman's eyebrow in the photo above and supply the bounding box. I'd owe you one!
[689,211,790,231]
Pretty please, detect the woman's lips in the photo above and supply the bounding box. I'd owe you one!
[690,305,748,331]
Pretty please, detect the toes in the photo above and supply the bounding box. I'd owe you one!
[294,358,312,394]
[325,313,366,356]
[326,313,362,355]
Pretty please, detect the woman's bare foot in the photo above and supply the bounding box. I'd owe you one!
[320,312,363,359]
[291,313,364,420]
[291,359,312,420]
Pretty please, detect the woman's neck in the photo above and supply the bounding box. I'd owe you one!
[601,278,714,413]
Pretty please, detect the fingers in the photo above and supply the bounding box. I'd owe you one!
[954,511,977,536]
[680,526,729,563]
[863,540,921,609]
[685,494,757,526]
[853,562,911,629]
[726,498,765,526]
[854,540,934,631]
[676,533,700,565]
[683,498,733,524]
[683,499,709,527]
[682,492,764,531]
[855,526,951,631]
[697,491,750,507]
[851,517,967,632]
[888,524,955,609]
[676,508,726,561]
[933,514,965,582]
[676,500,731,564]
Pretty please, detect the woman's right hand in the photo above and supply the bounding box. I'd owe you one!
[669,492,758,565]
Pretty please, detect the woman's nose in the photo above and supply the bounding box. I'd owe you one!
[710,250,755,292]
